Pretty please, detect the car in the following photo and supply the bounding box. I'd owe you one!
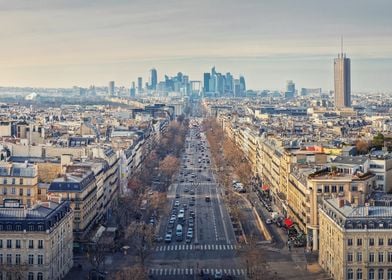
[165,233,172,243]
[184,188,189,193]
[214,271,223,279]
[189,210,195,217]
[190,190,195,195]
[266,219,272,224]
[205,196,211,202]
[175,194,180,198]
[180,179,184,183]
[174,200,180,207]
[207,177,211,181]
[191,196,195,201]
[183,204,188,210]
[189,200,194,206]
[189,220,194,228]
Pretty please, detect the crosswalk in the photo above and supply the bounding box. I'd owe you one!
[148,267,246,277]
[155,244,238,252]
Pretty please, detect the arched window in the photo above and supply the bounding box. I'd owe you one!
[379,269,385,280]
[28,273,34,280]
[387,269,392,280]
[347,268,354,280]
[357,269,362,280]
[369,269,375,280]
[37,273,43,280]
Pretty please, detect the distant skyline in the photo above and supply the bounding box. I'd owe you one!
[0,0,392,91]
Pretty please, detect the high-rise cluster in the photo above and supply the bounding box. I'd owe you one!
[203,67,246,97]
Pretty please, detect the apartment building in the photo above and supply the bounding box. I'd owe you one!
[319,197,392,280]
[0,162,39,207]
[0,199,73,280]
[48,170,97,242]
[307,167,375,250]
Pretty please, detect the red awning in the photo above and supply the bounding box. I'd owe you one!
[284,218,294,228]
[261,185,269,191]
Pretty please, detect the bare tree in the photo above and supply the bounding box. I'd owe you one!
[125,222,155,266]
[86,239,108,275]
[159,155,180,184]
[355,139,369,154]
[114,265,148,280]
[238,234,274,280]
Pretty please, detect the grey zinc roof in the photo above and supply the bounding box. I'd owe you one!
[332,155,368,165]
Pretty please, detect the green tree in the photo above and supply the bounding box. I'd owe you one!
[372,133,385,148]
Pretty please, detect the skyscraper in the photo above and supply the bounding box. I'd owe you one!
[203,73,210,92]
[334,43,351,108]
[149,68,157,90]
[130,81,136,98]
[239,76,246,96]
[285,80,295,99]
[137,77,143,94]
[108,81,115,96]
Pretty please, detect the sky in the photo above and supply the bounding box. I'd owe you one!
[0,0,392,91]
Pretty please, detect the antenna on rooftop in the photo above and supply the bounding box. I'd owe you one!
[341,35,343,55]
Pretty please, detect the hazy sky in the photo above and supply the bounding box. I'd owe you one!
[1,0,392,91]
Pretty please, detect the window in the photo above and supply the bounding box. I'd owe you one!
[379,269,385,280]
[379,238,384,246]
[28,273,34,280]
[357,238,362,246]
[12,178,15,184]
[369,252,375,263]
[15,240,20,249]
[357,252,362,262]
[20,178,23,185]
[339,185,344,192]
[347,268,353,280]
[369,238,374,246]
[37,255,43,265]
[6,240,11,249]
[0,254,3,264]
[331,185,337,192]
[324,185,330,193]
[19,188,23,196]
[388,252,392,263]
[6,254,11,264]
[37,273,43,280]
[369,269,375,280]
[11,187,15,194]
[348,238,353,246]
[2,187,6,195]
[15,254,20,265]
[379,252,384,263]
[357,269,362,280]
[0,240,2,248]
[28,240,34,249]
[388,269,392,280]
[27,188,31,196]
[388,238,392,246]
[28,254,34,265]
[3,178,7,184]
[38,240,43,249]
[351,185,358,192]
[347,253,353,262]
